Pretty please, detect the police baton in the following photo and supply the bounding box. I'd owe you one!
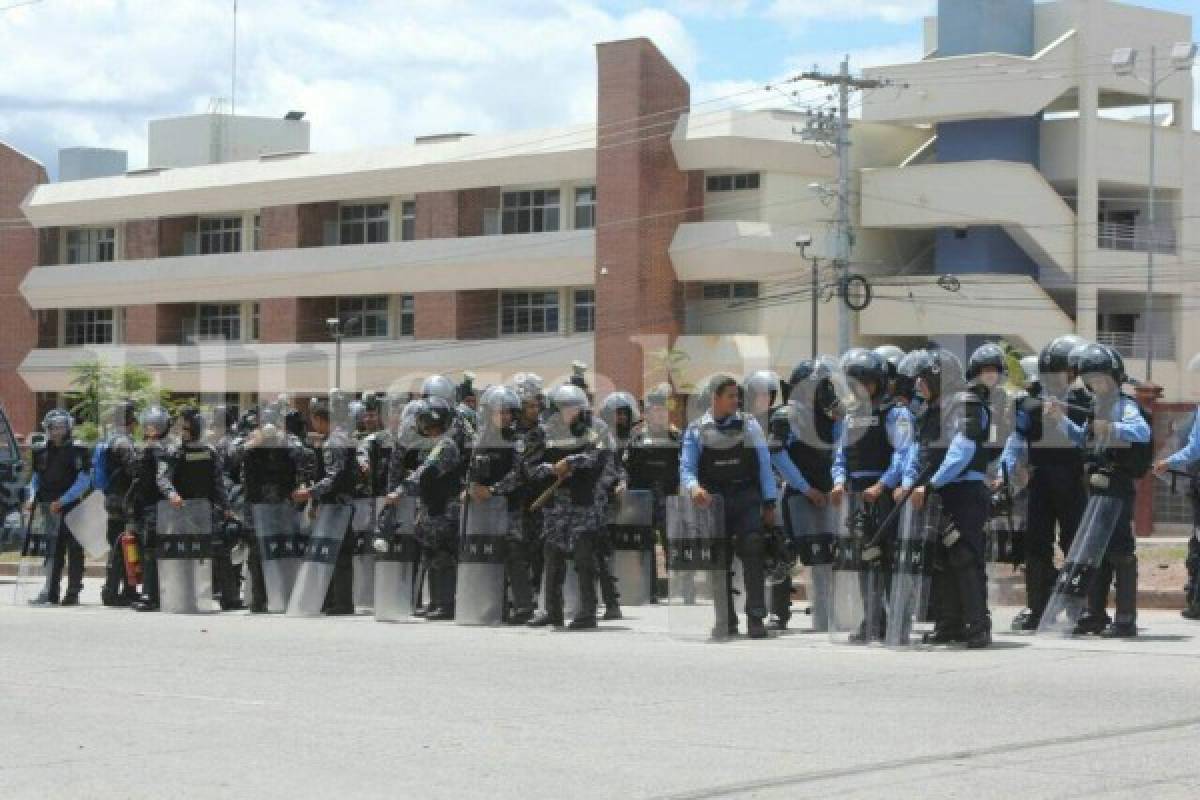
[861,463,938,562]
[529,475,565,512]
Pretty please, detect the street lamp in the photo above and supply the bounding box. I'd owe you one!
[796,235,818,359]
[1111,41,1197,382]
[326,316,362,390]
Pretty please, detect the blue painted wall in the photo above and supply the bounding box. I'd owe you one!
[933,0,1040,278]
[936,0,1034,57]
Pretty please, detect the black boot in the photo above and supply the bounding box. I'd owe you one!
[527,611,563,627]
[1102,554,1138,638]
[1075,558,1113,635]
[747,616,768,639]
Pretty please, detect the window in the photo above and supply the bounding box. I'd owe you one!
[401,202,416,242]
[340,203,390,245]
[65,228,115,264]
[64,309,115,346]
[250,302,261,341]
[702,282,759,300]
[574,187,596,230]
[501,190,561,234]
[398,294,415,336]
[196,303,242,341]
[705,173,760,192]
[573,289,595,333]
[198,217,243,255]
[338,295,390,338]
[253,215,262,251]
[501,291,559,335]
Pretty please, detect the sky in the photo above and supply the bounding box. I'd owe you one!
[0,0,1197,178]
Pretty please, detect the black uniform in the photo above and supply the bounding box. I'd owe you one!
[624,425,681,602]
[310,427,360,614]
[1011,386,1091,625]
[127,439,176,607]
[407,430,464,617]
[100,432,139,605]
[30,438,91,602]
[469,427,535,617]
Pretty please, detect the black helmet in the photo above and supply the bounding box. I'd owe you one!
[415,396,456,434]
[916,348,964,398]
[285,408,307,439]
[138,406,171,438]
[1073,343,1123,386]
[41,409,73,439]
[179,406,206,441]
[840,348,886,398]
[789,358,840,418]
[894,350,928,400]
[743,370,781,412]
[966,342,1008,382]
[600,391,641,431]
[874,345,905,385]
[237,407,259,436]
[1039,334,1088,376]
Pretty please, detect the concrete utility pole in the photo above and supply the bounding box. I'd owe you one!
[799,57,887,354]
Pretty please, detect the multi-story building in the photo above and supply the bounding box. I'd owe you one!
[1,0,1196,526]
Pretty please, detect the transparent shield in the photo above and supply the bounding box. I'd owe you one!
[829,493,866,643]
[287,504,353,618]
[14,504,59,605]
[609,489,655,606]
[64,491,109,559]
[252,503,304,613]
[787,493,836,632]
[885,497,942,647]
[456,495,508,626]
[1038,495,1125,636]
[351,497,377,610]
[666,494,731,641]
[156,498,216,615]
[375,497,418,622]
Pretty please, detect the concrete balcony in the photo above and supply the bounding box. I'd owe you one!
[1040,118,1184,190]
[669,220,815,282]
[861,31,1077,124]
[19,230,595,310]
[17,335,595,395]
[857,274,1073,355]
[860,160,1077,288]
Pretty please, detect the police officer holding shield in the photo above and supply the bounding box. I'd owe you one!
[26,410,92,606]
[680,375,778,639]
[624,383,681,604]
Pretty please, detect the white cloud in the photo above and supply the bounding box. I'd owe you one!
[765,0,934,25]
[0,0,699,175]
[663,0,753,19]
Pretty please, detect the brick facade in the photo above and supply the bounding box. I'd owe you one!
[259,202,339,342]
[0,144,45,435]
[413,189,501,340]
[594,37,695,396]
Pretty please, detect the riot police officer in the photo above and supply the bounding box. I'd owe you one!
[27,409,91,605]
[403,397,464,621]
[1001,335,1091,630]
[290,393,359,615]
[526,384,610,630]
[130,407,178,612]
[596,391,639,620]
[1154,396,1200,620]
[511,373,549,603]
[680,375,778,639]
[1053,344,1151,637]
[901,350,992,648]
[874,345,906,400]
[467,386,535,624]
[99,401,140,607]
[768,358,843,631]
[831,348,912,642]
[624,383,680,604]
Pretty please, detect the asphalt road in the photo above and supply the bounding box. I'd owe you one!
[2,578,1199,799]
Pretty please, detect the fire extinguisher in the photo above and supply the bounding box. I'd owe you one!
[119,530,143,588]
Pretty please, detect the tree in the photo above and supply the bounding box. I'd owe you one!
[63,360,186,442]
[998,340,1026,390]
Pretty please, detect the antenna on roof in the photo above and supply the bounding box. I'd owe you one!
[231,0,239,118]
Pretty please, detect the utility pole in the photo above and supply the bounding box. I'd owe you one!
[798,57,888,354]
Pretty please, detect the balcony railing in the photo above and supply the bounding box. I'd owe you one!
[1096,330,1176,361]
[1097,222,1177,255]
[181,318,241,346]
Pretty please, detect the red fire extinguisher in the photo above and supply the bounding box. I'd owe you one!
[119,531,143,588]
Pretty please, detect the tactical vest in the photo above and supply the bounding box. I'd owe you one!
[103,434,136,513]
[131,441,168,510]
[696,414,759,490]
[32,441,88,502]
[1022,387,1090,469]
[1087,394,1152,492]
[243,443,298,503]
[777,407,836,493]
[173,444,219,500]
[626,429,681,495]
[916,393,989,483]
[415,435,462,516]
[544,428,601,506]
[842,403,894,476]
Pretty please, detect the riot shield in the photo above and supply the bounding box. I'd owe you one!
[287,503,354,617]
[375,497,418,623]
[156,499,217,615]
[885,496,942,647]
[351,497,377,610]
[455,495,509,626]
[1038,494,1125,636]
[788,493,836,632]
[64,491,109,560]
[608,489,655,607]
[665,494,731,641]
[14,504,59,605]
[252,503,306,613]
